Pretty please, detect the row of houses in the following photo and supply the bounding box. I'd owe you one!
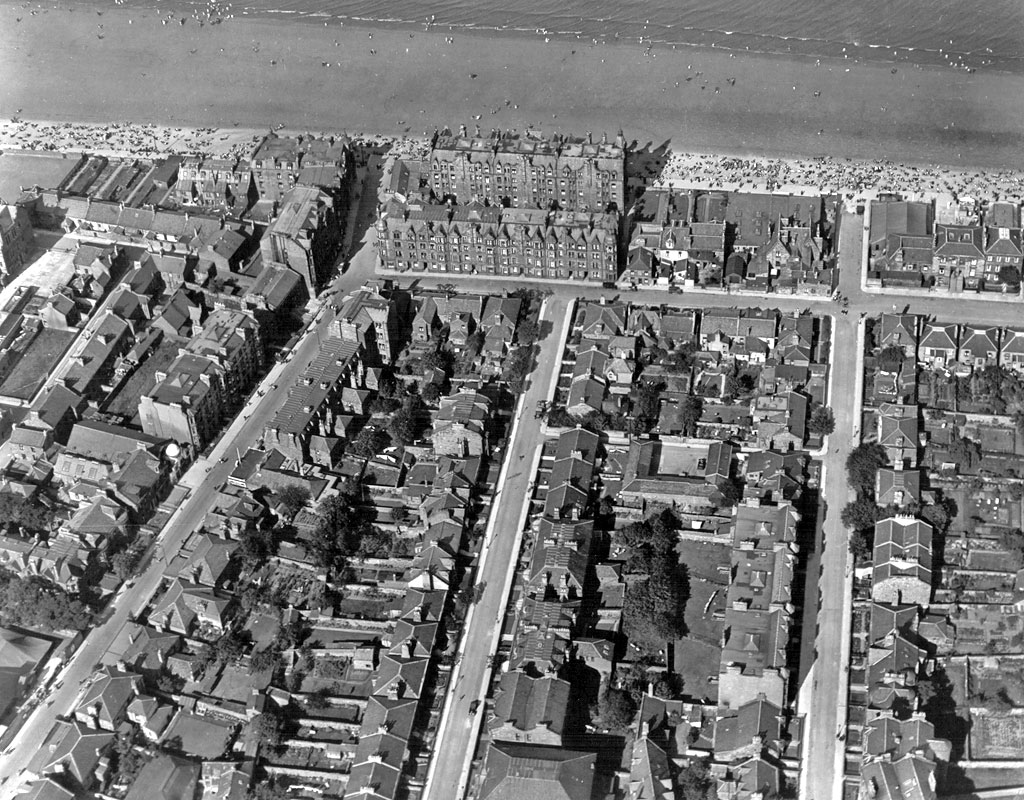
[868,199,1023,292]
[621,189,838,295]
[847,516,952,800]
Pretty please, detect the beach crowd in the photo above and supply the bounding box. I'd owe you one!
[1,118,1021,204]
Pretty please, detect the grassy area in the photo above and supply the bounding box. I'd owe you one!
[0,327,76,400]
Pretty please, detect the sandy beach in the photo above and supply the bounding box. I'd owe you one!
[2,0,1024,175]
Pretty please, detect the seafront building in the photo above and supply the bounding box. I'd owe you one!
[376,200,619,284]
[424,129,626,212]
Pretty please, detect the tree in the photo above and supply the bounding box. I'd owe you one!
[250,647,281,675]
[503,346,533,394]
[877,345,906,372]
[422,348,454,375]
[846,443,888,495]
[310,485,378,571]
[421,383,442,405]
[949,434,982,471]
[389,507,410,526]
[919,501,951,535]
[591,687,637,733]
[624,557,688,651]
[111,547,142,582]
[808,405,836,436]
[238,526,276,570]
[0,572,90,631]
[676,760,717,800]
[252,710,284,750]
[306,687,332,710]
[516,318,540,346]
[368,395,401,415]
[386,408,417,446]
[999,264,1021,287]
[850,529,873,562]
[841,497,882,532]
[677,395,704,437]
[277,485,311,516]
[0,494,54,534]
[348,426,391,457]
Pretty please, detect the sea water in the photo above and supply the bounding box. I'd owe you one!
[128,0,1024,74]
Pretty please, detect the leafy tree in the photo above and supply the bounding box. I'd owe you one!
[386,408,417,446]
[591,687,637,733]
[307,686,332,710]
[653,671,685,700]
[503,346,533,394]
[248,781,288,800]
[0,494,54,534]
[676,759,717,800]
[714,478,744,508]
[948,434,982,471]
[389,507,410,525]
[421,383,442,405]
[277,485,311,516]
[516,318,540,346]
[999,264,1021,287]
[624,557,688,651]
[677,395,704,437]
[846,443,888,495]
[310,487,370,571]
[841,497,882,532]
[634,380,664,424]
[877,345,906,372]
[422,348,454,375]
[0,571,90,631]
[355,529,396,559]
[808,405,836,436]
[850,529,873,562]
[253,710,284,749]
[919,500,952,535]
[238,526,276,570]
[348,426,391,457]
[368,395,402,415]
[111,547,142,582]
[250,647,281,675]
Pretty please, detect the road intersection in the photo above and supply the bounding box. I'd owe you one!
[4,187,1024,799]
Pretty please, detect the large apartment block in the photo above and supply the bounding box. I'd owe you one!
[139,353,225,453]
[424,130,625,212]
[376,200,619,284]
[260,186,343,299]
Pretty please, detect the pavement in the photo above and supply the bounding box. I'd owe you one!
[0,159,384,796]
[5,178,1024,797]
[423,294,574,800]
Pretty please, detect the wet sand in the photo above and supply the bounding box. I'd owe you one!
[2,0,1024,174]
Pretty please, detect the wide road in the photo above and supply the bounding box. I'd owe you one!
[390,205,1024,799]
[423,294,573,800]
[0,161,384,797]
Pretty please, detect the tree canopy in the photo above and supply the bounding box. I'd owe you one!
[677,395,704,437]
[808,405,836,436]
[0,571,90,631]
[846,442,888,495]
[310,484,374,572]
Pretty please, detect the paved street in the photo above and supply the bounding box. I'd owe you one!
[6,175,1024,798]
[423,294,573,800]
[0,162,384,796]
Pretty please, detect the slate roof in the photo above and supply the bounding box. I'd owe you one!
[479,742,596,800]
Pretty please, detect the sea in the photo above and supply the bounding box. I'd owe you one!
[121,0,1024,74]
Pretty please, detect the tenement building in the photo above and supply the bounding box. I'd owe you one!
[376,200,619,284]
[424,130,625,212]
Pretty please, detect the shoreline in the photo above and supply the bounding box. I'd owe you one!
[2,1,1024,175]
[3,119,1021,206]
